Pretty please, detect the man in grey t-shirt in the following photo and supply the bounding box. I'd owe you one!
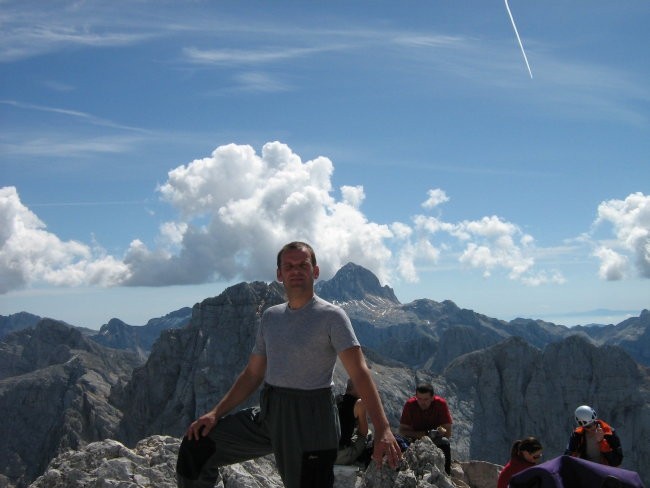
[177,241,401,488]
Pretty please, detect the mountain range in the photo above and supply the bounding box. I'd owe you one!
[0,262,648,487]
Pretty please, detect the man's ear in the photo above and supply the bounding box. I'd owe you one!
[276,268,283,283]
[313,264,320,280]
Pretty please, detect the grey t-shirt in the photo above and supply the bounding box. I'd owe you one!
[252,295,360,389]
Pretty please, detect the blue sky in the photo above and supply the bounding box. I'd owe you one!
[1,0,648,329]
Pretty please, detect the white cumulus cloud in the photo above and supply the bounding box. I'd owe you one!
[130,141,394,286]
[593,192,650,279]
[6,143,643,295]
[422,188,449,209]
[0,186,129,293]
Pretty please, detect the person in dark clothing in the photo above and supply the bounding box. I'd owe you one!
[335,379,369,465]
[565,405,623,467]
[497,436,543,488]
[399,383,453,475]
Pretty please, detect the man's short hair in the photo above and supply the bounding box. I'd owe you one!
[277,241,317,268]
[416,383,435,396]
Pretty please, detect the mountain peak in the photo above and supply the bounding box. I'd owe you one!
[316,262,399,304]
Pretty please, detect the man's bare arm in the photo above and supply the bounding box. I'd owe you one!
[399,422,452,440]
[186,354,266,440]
[339,346,401,468]
[399,423,427,440]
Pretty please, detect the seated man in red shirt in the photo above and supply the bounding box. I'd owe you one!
[399,383,453,475]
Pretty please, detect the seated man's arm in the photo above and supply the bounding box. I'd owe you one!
[355,399,369,437]
[399,423,427,440]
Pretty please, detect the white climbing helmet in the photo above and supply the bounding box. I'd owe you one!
[575,405,597,427]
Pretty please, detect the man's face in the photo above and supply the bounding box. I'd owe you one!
[415,392,433,411]
[276,247,319,292]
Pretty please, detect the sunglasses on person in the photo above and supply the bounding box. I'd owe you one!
[524,451,543,460]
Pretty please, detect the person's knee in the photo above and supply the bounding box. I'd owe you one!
[176,436,217,481]
[432,436,450,448]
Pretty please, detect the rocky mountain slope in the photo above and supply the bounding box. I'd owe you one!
[112,272,649,483]
[443,335,649,475]
[0,320,141,487]
[0,263,648,486]
[89,307,192,360]
[572,309,650,365]
[0,311,42,339]
[0,307,192,359]
[318,263,650,370]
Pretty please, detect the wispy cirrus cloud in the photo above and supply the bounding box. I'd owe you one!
[0,21,153,62]
[0,133,146,158]
[0,100,151,133]
[182,45,344,66]
[0,100,152,158]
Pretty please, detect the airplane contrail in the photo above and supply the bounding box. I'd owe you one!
[505,0,533,79]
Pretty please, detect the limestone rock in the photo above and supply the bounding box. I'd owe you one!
[29,436,179,488]
[90,307,192,359]
[443,334,650,483]
[31,435,481,488]
[456,460,501,488]
[316,262,400,305]
[219,455,283,487]
[0,320,140,488]
[360,438,455,488]
[0,311,41,340]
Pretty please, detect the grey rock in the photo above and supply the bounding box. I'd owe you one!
[90,307,192,359]
[219,455,283,487]
[29,436,179,488]
[456,461,500,488]
[0,320,141,488]
[573,309,650,365]
[31,435,475,488]
[316,262,400,305]
[0,312,41,340]
[443,335,650,484]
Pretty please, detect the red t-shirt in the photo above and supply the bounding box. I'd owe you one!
[399,396,452,431]
[497,455,535,488]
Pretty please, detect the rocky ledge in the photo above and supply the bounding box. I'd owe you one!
[28,435,500,488]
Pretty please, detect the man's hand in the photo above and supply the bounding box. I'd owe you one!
[594,425,605,443]
[371,427,402,469]
[185,411,218,441]
[429,423,452,440]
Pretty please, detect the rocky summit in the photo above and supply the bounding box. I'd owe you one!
[0,263,648,487]
[28,435,500,488]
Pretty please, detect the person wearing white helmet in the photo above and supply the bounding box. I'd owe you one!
[564,405,623,467]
